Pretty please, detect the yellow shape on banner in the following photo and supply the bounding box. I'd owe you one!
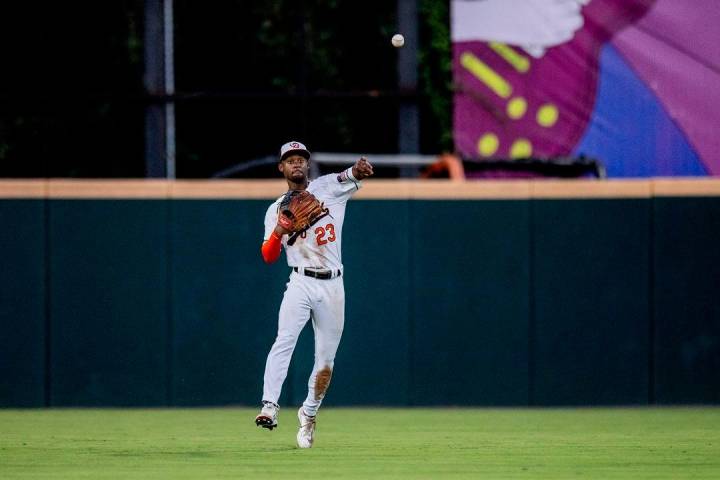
[489,42,530,73]
[537,104,559,127]
[478,133,499,157]
[510,139,532,158]
[507,97,527,120]
[460,52,512,99]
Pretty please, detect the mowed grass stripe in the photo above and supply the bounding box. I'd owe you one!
[1,408,718,479]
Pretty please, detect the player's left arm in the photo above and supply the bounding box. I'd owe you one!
[260,201,289,264]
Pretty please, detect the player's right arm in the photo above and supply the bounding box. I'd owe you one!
[261,201,293,264]
[351,157,374,181]
[313,157,374,203]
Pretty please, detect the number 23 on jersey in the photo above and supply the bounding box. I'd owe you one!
[315,223,336,246]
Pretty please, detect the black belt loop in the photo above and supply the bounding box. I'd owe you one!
[292,267,341,280]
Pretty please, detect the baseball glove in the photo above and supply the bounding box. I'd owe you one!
[278,190,329,234]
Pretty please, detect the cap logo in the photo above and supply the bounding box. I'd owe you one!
[290,142,301,149]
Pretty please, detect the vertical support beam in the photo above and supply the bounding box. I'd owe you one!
[163,0,176,179]
[298,0,309,141]
[144,0,176,178]
[398,0,420,176]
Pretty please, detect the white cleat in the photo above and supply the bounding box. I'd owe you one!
[296,408,316,448]
[255,401,279,430]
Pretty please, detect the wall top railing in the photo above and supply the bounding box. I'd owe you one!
[1,178,719,200]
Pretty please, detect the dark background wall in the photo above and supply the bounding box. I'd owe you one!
[48,200,169,406]
[0,200,46,407]
[1,195,719,407]
[653,197,720,404]
[0,1,451,178]
[531,199,651,405]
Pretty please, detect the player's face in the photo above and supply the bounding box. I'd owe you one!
[280,155,309,183]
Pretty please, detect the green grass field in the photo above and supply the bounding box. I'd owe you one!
[1,407,719,479]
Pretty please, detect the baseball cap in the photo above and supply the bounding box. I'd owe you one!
[279,141,311,162]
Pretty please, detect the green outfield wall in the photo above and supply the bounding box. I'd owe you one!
[0,179,718,407]
[0,198,46,407]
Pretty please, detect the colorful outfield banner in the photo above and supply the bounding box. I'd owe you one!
[452,0,719,177]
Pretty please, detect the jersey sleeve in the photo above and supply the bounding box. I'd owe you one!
[312,167,362,204]
[263,202,278,241]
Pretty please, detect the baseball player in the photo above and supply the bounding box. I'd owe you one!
[255,141,373,448]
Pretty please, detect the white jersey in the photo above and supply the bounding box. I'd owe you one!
[263,169,361,271]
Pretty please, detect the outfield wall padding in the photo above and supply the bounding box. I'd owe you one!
[653,197,720,404]
[532,199,651,405]
[48,200,168,406]
[0,179,718,407]
[170,200,285,406]
[410,200,530,406]
[0,200,46,407]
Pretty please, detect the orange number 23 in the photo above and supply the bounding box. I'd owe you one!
[315,223,336,246]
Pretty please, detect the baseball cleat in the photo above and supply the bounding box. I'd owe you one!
[296,407,316,448]
[255,401,279,430]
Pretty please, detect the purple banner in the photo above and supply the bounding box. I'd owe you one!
[452,0,718,177]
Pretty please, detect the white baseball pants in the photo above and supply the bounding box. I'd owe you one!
[262,271,345,416]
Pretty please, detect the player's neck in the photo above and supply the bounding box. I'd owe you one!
[286,179,309,191]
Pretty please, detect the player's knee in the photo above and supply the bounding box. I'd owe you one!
[325,326,343,340]
[314,355,335,369]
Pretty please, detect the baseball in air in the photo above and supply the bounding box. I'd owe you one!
[391,34,405,48]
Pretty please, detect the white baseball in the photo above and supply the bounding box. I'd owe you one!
[391,34,405,48]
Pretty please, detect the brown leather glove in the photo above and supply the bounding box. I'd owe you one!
[278,190,329,233]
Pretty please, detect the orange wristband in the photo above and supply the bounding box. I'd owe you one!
[261,231,282,264]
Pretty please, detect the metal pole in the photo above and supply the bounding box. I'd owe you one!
[397,0,420,177]
[164,0,176,179]
[144,0,175,178]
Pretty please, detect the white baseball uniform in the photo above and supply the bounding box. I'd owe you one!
[261,167,361,416]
